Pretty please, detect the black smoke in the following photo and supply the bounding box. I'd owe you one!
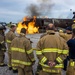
[26,4,41,16]
[25,0,54,17]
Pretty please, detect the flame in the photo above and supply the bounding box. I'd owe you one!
[16,16,39,34]
[16,22,27,34]
[33,27,39,33]
[23,16,28,21]
[27,21,39,34]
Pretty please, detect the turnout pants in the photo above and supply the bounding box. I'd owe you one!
[0,51,5,65]
[18,66,33,75]
[8,52,11,67]
[66,59,75,75]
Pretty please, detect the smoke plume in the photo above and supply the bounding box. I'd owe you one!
[25,0,54,17]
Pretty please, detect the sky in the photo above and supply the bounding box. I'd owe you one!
[0,0,75,23]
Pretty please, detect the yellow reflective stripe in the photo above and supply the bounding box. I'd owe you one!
[12,64,18,67]
[36,51,42,55]
[11,47,25,53]
[33,48,37,50]
[42,48,63,54]
[26,49,33,54]
[0,41,4,44]
[31,58,35,61]
[42,48,58,52]
[43,68,60,73]
[55,64,64,68]
[41,57,47,63]
[70,62,75,66]
[56,57,63,63]
[40,63,49,68]
[8,64,11,67]
[12,67,17,70]
[11,59,32,65]
[6,40,11,43]
[63,50,68,54]
[36,48,63,55]
[58,50,63,54]
[40,63,63,68]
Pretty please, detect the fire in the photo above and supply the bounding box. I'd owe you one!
[16,22,27,34]
[16,16,39,34]
[27,21,39,34]
[33,27,39,33]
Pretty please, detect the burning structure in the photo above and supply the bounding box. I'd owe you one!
[16,0,54,34]
[16,0,75,34]
[16,16,40,34]
[16,13,74,34]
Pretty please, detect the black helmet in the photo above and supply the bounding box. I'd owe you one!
[0,24,6,30]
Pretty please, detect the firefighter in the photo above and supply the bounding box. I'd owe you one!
[59,27,72,41]
[0,24,6,66]
[63,27,72,71]
[11,28,35,75]
[66,25,75,75]
[65,27,72,41]
[36,23,68,75]
[59,29,65,39]
[6,24,16,70]
[40,23,56,38]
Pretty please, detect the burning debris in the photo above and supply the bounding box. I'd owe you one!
[16,16,39,34]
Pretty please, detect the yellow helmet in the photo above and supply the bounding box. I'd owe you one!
[59,29,63,33]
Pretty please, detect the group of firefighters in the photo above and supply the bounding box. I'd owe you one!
[0,22,75,75]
